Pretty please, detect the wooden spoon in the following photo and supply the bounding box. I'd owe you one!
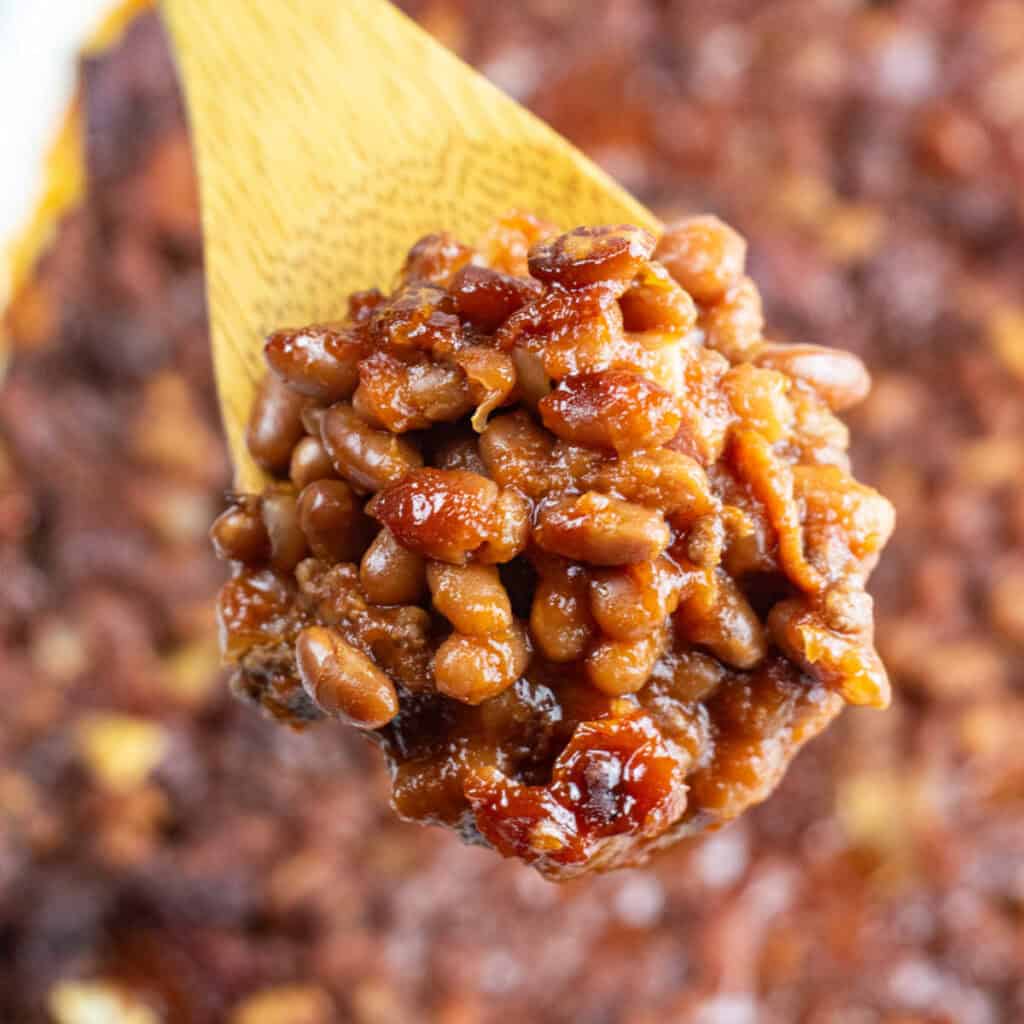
[161,0,658,491]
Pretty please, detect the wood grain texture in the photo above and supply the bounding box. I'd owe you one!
[161,0,658,491]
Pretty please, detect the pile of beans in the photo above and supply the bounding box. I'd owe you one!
[212,213,893,877]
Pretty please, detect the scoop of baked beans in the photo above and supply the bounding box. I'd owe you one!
[211,214,894,878]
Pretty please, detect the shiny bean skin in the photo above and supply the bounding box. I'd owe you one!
[754,343,871,411]
[246,374,306,473]
[534,492,670,565]
[702,276,763,362]
[264,324,362,401]
[676,571,766,670]
[297,479,366,562]
[432,624,530,704]
[260,489,307,572]
[321,402,423,493]
[209,501,269,562]
[586,628,666,696]
[619,261,698,333]
[296,625,398,728]
[367,468,499,563]
[289,435,336,490]
[529,566,596,662]
[589,558,684,642]
[359,528,427,605]
[655,216,747,304]
[528,225,656,288]
[476,488,531,564]
[538,370,682,454]
[427,562,513,636]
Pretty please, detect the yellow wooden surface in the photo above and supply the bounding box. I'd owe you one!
[161,0,658,491]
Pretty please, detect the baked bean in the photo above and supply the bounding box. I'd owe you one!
[647,649,726,703]
[246,373,306,473]
[529,564,596,662]
[289,435,336,490]
[683,514,725,569]
[481,209,556,276]
[528,225,655,288]
[586,628,666,696]
[360,528,427,605]
[367,468,499,563]
[264,324,362,401]
[590,557,684,641]
[655,216,746,304]
[754,343,871,411]
[450,264,542,331]
[432,433,488,474]
[479,411,557,497]
[768,597,890,708]
[400,231,474,286]
[209,499,269,562]
[295,625,398,728]
[676,570,766,670]
[297,479,366,562]
[723,363,794,443]
[477,488,531,564]
[510,348,552,407]
[433,623,530,704]
[353,350,472,432]
[321,403,423,493]
[619,261,698,333]
[453,346,518,431]
[300,402,327,436]
[260,488,308,572]
[702,276,763,362]
[534,492,670,565]
[371,283,461,352]
[427,562,513,636]
[590,448,716,522]
[539,370,682,454]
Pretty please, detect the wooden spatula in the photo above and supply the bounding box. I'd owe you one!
[161,0,658,491]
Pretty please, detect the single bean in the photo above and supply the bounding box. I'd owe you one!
[676,570,766,670]
[264,324,362,401]
[529,566,595,662]
[702,276,763,362]
[476,487,531,564]
[586,628,666,696]
[367,467,498,563]
[619,261,698,333]
[261,489,307,572]
[246,373,306,473]
[534,492,670,566]
[655,216,747,304]
[590,558,684,642]
[539,370,682,454]
[754,343,871,411]
[297,479,366,562]
[209,500,269,563]
[450,264,542,331]
[359,528,427,605]
[289,435,336,490]
[295,625,398,728]
[321,402,423,493]
[427,562,513,636]
[528,225,656,288]
[433,624,530,704]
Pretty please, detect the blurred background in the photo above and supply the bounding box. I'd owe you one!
[2,2,1024,1023]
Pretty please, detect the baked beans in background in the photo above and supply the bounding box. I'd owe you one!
[2,2,1023,1021]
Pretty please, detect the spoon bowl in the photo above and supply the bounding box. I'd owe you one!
[161,0,658,490]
